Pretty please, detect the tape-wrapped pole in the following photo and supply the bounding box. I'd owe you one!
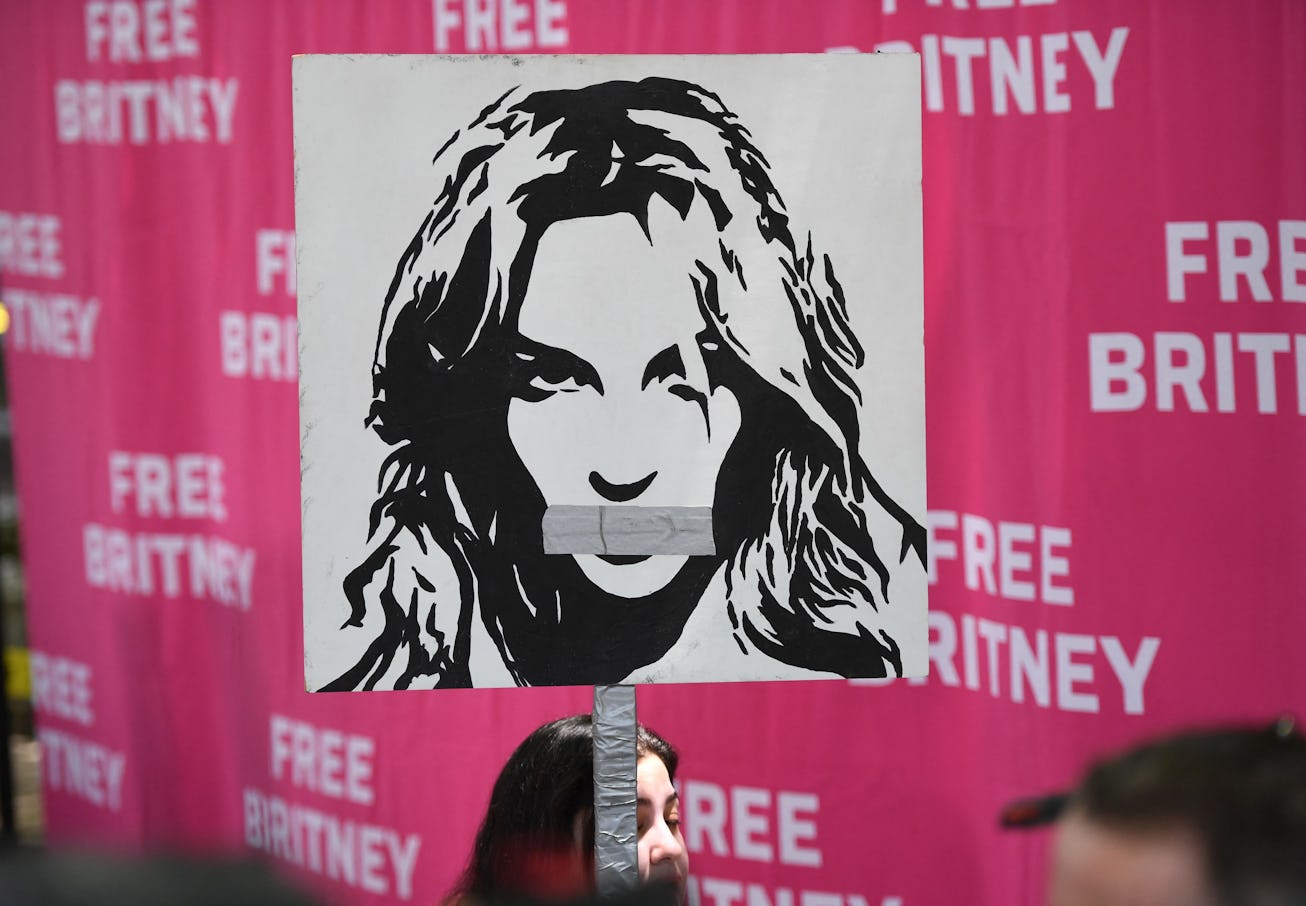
[593,684,639,895]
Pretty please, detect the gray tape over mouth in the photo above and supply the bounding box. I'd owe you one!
[542,505,715,556]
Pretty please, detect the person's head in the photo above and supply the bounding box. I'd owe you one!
[333,76,924,688]
[454,715,686,902]
[635,726,688,890]
[1048,720,1306,906]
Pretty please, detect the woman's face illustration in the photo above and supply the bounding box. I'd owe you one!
[507,201,742,598]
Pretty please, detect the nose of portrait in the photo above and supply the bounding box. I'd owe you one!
[555,387,683,504]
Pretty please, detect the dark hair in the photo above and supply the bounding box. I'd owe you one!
[1071,720,1306,905]
[451,715,679,902]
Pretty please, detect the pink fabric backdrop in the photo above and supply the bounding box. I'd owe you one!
[2,1,1303,903]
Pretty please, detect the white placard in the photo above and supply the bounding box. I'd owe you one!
[295,54,926,689]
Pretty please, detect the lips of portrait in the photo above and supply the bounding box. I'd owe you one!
[506,203,741,599]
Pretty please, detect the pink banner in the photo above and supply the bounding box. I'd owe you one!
[1,1,1303,904]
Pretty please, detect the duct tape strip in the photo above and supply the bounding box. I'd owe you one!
[593,684,639,895]
[542,506,715,555]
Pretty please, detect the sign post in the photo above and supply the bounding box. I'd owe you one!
[592,684,639,894]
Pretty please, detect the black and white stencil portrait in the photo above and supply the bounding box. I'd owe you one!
[295,55,926,689]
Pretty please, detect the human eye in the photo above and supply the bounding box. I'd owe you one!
[640,344,709,415]
[667,383,707,408]
[525,370,585,397]
[512,345,603,402]
[642,345,686,389]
